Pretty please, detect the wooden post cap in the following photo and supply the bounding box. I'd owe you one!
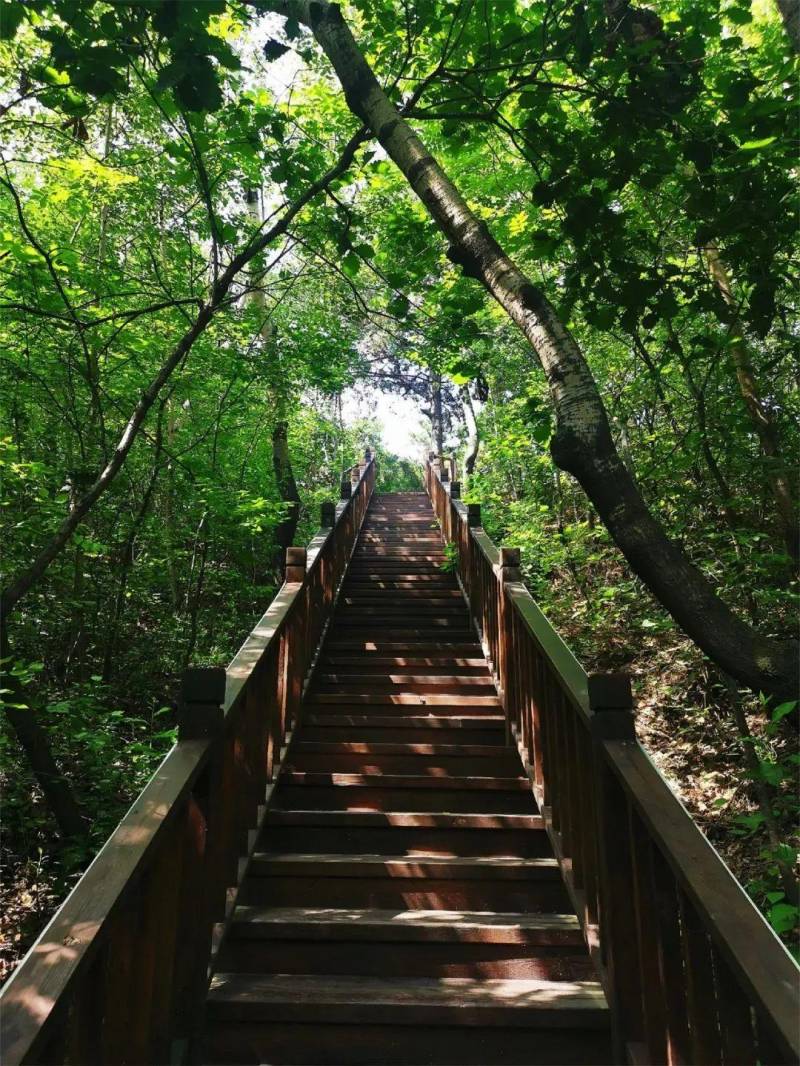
[320,501,335,527]
[467,503,481,527]
[179,666,225,740]
[588,673,633,709]
[364,446,372,461]
[450,481,461,498]
[285,546,307,583]
[181,666,226,705]
[588,673,635,740]
[497,546,522,583]
[340,478,351,499]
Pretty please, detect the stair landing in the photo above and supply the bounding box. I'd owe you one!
[205,492,610,1065]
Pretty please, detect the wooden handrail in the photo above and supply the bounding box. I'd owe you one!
[424,459,799,1066]
[0,453,377,1066]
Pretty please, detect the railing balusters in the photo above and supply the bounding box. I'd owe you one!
[421,456,798,1066]
[679,891,724,1065]
[630,810,669,1064]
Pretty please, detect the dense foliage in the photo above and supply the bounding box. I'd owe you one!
[0,0,797,976]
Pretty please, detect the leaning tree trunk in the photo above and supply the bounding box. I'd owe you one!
[264,0,798,697]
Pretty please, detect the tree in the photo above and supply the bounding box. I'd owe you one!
[248,0,797,698]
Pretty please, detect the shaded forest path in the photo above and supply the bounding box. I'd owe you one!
[0,457,796,1066]
[205,492,609,1064]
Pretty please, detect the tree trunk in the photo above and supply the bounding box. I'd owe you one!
[431,372,444,455]
[1,626,86,840]
[244,186,301,576]
[460,385,480,481]
[271,420,301,575]
[705,245,798,566]
[775,0,800,53]
[269,0,798,697]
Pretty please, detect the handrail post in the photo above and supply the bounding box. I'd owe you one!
[176,666,226,1059]
[589,673,641,1064]
[450,481,460,499]
[285,546,307,583]
[496,547,521,745]
[340,477,351,500]
[320,501,335,527]
[284,548,308,734]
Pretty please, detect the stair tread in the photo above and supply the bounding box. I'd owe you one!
[231,906,582,942]
[281,772,528,789]
[293,742,510,756]
[304,714,505,727]
[264,810,543,828]
[207,972,608,1022]
[253,853,559,869]
[317,675,494,685]
[309,694,501,705]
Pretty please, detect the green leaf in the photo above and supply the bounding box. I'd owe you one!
[341,252,360,277]
[771,701,797,724]
[388,294,410,318]
[174,55,223,112]
[768,902,799,935]
[0,1,26,40]
[263,39,290,62]
[739,136,777,151]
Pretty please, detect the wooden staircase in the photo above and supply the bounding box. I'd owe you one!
[205,493,611,1065]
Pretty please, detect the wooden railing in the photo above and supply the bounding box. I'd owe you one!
[425,456,799,1066]
[0,451,377,1066]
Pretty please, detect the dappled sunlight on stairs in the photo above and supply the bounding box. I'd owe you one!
[204,492,610,1065]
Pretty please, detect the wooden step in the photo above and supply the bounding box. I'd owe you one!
[228,906,581,945]
[332,626,475,637]
[287,750,521,775]
[300,720,505,745]
[315,674,495,689]
[340,593,464,602]
[249,853,560,880]
[273,784,537,815]
[320,657,489,674]
[279,772,528,790]
[308,693,501,706]
[291,742,510,757]
[264,810,542,829]
[206,972,608,1028]
[259,809,549,857]
[343,575,457,584]
[303,713,505,731]
[322,642,482,654]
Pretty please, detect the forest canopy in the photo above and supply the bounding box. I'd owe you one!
[0,0,797,976]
